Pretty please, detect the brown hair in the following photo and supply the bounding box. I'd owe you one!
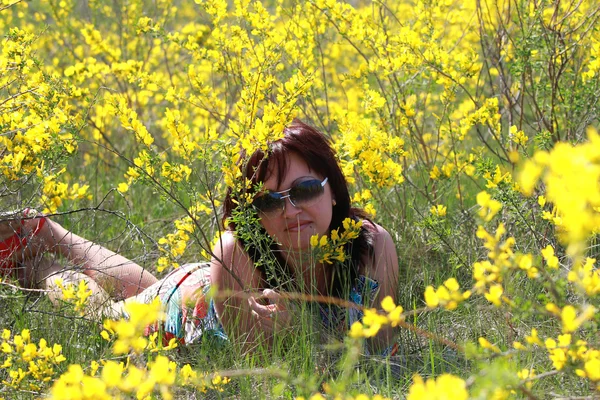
[222,119,373,297]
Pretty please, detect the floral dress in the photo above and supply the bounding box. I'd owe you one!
[133,262,397,356]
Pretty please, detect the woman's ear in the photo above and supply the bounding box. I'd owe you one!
[332,199,337,206]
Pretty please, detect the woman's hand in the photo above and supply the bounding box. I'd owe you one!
[248,289,293,335]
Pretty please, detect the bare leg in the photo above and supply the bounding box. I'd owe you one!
[17,213,159,299]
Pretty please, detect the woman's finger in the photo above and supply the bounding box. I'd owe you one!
[249,293,293,333]
[262,289,288,312]
[262,288,281,301]
[248,296,276,317]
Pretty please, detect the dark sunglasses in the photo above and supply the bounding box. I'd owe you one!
[253,177,329,216]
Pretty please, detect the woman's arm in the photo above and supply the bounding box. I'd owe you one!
[363,222,400,354]
[209,231,278,352]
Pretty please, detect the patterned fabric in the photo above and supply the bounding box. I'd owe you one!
[318,275,380,332]
[133,262,396,355]
[315,275,398,356]
[129,262,226,345]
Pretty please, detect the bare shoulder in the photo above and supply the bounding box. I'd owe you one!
[210,230,261,291]
[209,231,264,343]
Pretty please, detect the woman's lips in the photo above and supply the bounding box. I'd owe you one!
[286,221,312,232]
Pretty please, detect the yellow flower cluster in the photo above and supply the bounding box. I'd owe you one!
[0,329,66,392]
[48,294,231,399]
[40,171,91,214]
[1,21,88,216]
[514,326,600,389]
[424,278,471,311]
[582,37,600,81]
[476,191,502,222]
[458,97,501,141]
[406,374,469,400]
[348,296,404,339]
[518,128,600,253]
[297,394,389,400]
[4,0,600,396]
[483,165,513,190]
[509,125,529,147]
[429,205,447,218]
[545,334,581,369]
[237,71,314,156]
[478,336,501,353]
[557,305,596,334]
[160,161,192,183]
[310,218,363,264]
[335,113,406,188]
[472,223,541,306]
[514,322,600,389]
[473,224,514,290]
[352,189,377,218]
[50,355,230,400]
[53,278,93,317]
[110,95,154,147]
[155,196,221,272]
[567,257,600,296]
[541,245,560,270]
[0,27,79,180]
[100,298,173,355]
[516,368,535,390]
[156,215,196,272]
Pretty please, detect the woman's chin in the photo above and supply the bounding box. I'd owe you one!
[279,232,313,252]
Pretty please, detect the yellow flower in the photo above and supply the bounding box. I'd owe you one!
[545,303,560,316]
[381,296,396,313]
[101,361,124,388]
[476,191,502,221]
[538,195,546,207]
[117,182,129,193]
[513,341,526,350]
[424,286,439,308]
[349,321,366,339]
[545,335,570,370]
[517,368,535,389]
[407,374,468,400]
[567,257,600,295]
[584,358,600,381]
[380,296,404,326]
[430,204,447,217]
[424,279,470,310]
[517,253,539,278]
[479,337,501,353]
[541,245,559,269]
[310,235,319,247]
[525,328,543,346]
[561,305,596,333]
[484,284,503,307]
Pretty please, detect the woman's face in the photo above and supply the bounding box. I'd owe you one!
[258,151,334,251]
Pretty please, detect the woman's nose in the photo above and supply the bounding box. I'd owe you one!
[283,196,301,217]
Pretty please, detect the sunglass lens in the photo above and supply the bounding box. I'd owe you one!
[290,180,324,204]
[253,193,283,214]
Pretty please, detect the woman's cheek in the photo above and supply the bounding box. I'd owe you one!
[260,219,283,241]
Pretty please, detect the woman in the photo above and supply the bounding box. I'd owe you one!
[0,120,399,354]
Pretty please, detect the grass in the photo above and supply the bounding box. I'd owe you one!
[2,0,599,395]
[1,159,594,399]
[0,161,489,398]
[2,144,587,399]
